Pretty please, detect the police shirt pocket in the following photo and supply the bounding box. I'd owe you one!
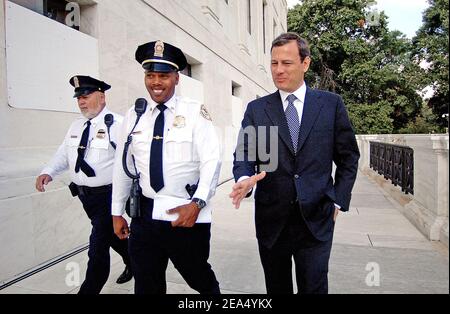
[131,131,151,155]
[164,128,193,163]
[66,138,80,160]
[90,138,109,150]
[67,138,80,147]
[165,128,192,143]
[132,131,150,143]
[88,138,109,162]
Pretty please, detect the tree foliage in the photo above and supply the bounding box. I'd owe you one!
[412,0,449,129]
[287,0,433,134]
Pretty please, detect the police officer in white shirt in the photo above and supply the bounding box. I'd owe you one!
[111,41,222,294]
[35,75,132,294]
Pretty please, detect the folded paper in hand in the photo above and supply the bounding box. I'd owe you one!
[152,195,212,223]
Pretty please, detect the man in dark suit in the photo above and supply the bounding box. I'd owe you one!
[230,32,360,294]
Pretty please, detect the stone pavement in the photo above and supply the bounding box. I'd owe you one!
[1,171,448,294]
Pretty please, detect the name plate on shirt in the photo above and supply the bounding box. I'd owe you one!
[152,195,212,223]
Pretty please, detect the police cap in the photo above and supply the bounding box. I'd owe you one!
[69,75,111,98]
[135,40,187,73]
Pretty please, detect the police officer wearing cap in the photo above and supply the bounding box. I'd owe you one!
[35,76,133,294]
[112,41,222,294]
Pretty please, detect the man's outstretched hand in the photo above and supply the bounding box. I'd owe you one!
[229,172,266,209]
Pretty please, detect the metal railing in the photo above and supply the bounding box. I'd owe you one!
[369,141,414,195]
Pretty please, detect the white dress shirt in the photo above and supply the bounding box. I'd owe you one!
[111,95,222,220]
[40,106,123,187]
[279,82,307,125]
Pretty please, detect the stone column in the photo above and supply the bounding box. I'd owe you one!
[404,135,449,245]
[431,135,449,246]
[356,135,379,171]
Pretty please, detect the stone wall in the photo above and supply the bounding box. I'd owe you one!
[357,134,449,247]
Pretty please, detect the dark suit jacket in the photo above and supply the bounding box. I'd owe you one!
[233,88,360,248]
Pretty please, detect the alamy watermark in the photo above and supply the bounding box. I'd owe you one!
[163,125,280,172]
[365,262,381,287]
[65,262,81,288]
[365,1,381,27]
[65,2,80,28]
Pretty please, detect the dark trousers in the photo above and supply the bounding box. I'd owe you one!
[77,190,130,294]
[258,203,333,294]
[128,196,220,294]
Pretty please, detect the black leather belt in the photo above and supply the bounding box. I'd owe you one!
[69,182,112,197]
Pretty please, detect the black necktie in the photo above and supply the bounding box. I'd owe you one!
[75,120,96,177]
[150,104,167,192]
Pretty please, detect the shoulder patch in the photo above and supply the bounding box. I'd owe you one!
[200,104,212,121]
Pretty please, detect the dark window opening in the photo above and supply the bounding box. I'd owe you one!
[180,64,192,78]
[232,81,242,97]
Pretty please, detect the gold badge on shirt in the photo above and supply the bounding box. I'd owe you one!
[96,129,106,139]
[173,115,186,128]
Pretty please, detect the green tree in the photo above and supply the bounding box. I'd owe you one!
[288,0,424,134]
[348,101,394,134]
[412,0,449,129]
[398,102,443,134]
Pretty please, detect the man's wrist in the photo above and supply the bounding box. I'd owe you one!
[192,197,206,210]
[237,176,250,183]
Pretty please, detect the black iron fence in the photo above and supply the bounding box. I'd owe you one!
[369,141,414,195]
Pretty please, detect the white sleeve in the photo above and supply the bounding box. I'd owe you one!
[40,129,70,178]
[237,176,250,182]
[192,108,222,203]
[111,112,133,216]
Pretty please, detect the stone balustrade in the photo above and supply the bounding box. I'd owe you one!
[357,134,449,247]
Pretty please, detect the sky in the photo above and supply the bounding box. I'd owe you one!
[286,0,430,38]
